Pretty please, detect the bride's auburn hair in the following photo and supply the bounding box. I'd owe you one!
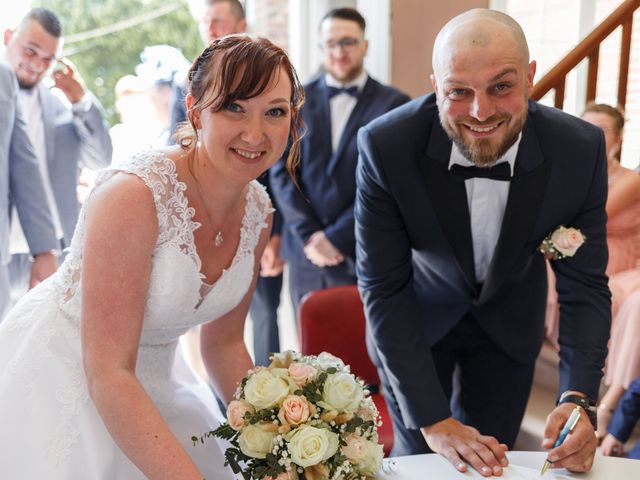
[175,34,305,180]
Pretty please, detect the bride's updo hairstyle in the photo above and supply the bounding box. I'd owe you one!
[175,35,305,180]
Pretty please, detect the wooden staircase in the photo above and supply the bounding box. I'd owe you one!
[532,0,640,112]
[531,0,640,384]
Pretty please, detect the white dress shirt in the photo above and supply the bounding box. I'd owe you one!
[10,88,64,254]
[325,70,368,152]
[447,135,521,283]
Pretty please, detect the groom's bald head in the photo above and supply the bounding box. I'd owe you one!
[432,9,530,81]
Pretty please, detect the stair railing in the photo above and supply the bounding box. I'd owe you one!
[532,0,640,111]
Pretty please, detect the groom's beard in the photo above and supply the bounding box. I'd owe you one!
[438,98,528,167]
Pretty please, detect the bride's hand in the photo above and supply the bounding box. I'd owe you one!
[260,235,284,276]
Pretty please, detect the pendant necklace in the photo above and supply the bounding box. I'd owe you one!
[188,152,242,249]
[191,177,228,248]
[213,231,223,248]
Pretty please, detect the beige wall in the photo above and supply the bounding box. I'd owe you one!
[390,0,489,98]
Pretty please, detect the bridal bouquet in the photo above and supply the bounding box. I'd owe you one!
[195,351,384,480]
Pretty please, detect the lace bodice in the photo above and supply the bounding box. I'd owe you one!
[53,149,272,343]
[1,149,272,471]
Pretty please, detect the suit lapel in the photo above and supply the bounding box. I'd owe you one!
[419,120,478,291]
[316,77,333,163]
[479,115,551,302]
[326,77,375,175]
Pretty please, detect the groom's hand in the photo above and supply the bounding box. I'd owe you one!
[421,417,509,477]
[541,403,596,472]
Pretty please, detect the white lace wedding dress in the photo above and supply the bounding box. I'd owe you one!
[0,150,272,478]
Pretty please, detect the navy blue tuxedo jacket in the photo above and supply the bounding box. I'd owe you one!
[270,75,409,267]
[355,93,611,430]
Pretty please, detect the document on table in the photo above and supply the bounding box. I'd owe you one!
[502,464,572,479]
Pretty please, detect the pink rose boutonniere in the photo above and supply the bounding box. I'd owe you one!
[538,225,586,260]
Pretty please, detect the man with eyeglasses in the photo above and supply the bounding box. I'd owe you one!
[270,7,409,316]
[3,8,112,305]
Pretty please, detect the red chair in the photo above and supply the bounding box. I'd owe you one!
[298,285,394,455]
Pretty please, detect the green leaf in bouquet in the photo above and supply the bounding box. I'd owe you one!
[245,406,278,425]
[212,423,238,441]
[252,454,285,480]
[224,449,251,480]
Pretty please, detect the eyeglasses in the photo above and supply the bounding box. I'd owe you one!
[320,37,362,52]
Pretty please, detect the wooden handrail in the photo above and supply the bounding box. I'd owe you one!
[532,0,640,110]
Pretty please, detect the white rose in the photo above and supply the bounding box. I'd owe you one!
[238,424,276,459]
[358,440,384,475]
[316,352,345,370]
[287,425,339,468]
[317,372,363,413]
[244,369,290,409]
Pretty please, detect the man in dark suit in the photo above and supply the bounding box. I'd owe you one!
[270,7,409,315]
[355,9,609,477]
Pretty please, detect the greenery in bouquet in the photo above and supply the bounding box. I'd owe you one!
[193,351,384,480]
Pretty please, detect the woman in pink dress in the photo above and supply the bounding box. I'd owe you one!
[545,104,640,439]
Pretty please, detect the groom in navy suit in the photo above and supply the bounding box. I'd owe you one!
[270,7,409,313]
[356,9,609,477]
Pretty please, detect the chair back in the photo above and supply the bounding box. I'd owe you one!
[298,285,394,455]
[298,285,379,387]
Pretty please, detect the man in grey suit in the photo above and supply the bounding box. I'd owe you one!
[3,8,112,301]
[0,60,59,319]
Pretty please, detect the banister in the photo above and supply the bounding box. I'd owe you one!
[532,0,640,107]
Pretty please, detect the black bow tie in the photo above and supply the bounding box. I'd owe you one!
[327,85,359,99]
[450,162,512,181]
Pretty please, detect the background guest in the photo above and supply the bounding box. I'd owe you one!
[3,8,112,303]
[545,104,640,439]
[270,7,409,315]
[0,60,58,321]
[169,0,247,140]
[601,376,640,459]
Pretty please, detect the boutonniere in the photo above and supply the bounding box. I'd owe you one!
[538,226,586,260]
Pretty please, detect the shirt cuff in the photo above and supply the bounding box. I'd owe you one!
[71,92,92,114]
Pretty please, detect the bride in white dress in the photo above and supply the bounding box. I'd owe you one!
[0,35,305,478]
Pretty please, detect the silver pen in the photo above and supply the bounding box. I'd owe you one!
[540,405,582,476]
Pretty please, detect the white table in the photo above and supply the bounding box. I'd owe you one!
[375,451,640,479]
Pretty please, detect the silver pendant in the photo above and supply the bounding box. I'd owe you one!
[214,231,223,247]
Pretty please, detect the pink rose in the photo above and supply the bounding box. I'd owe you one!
[227,400,254,431]
[357,404,377,422]
[341,434,368,462]
[550,226,585,257]
[277,395,311,426]
[287,362,317,386]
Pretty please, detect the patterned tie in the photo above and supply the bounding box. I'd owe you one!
[327,85,359,99]
[450,162,512,181]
